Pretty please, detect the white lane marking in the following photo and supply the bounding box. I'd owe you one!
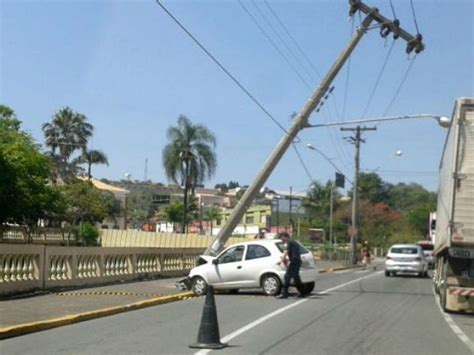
[195,271,382,355]
[433,289,474,353]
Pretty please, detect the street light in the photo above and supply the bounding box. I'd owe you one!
[305,114,451,129]
[306,144,353,186]
[306,113,449,264]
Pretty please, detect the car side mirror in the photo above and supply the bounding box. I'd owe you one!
[212,259,219,265]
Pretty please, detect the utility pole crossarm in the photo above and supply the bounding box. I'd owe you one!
[350,0,424,53]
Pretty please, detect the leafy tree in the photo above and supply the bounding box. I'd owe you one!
[386,182,436,214]
[60,180,108,229]
[0,106,63,232]
[72,149,109,178]
[101,191,122,223]
[162,115,217,233]
[349,172,390,204]
[304,181,341,221]
[42,107,93,181]
[406,204,434,238]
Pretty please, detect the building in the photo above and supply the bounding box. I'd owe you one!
[78,177,130,229]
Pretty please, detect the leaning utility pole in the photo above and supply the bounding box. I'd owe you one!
[341,126,377,264]
[205,0,424,256]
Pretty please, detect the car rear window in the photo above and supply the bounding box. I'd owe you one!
[276,241,310,255]
[390,247,419,254]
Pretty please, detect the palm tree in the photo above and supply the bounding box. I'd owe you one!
[42,107,94,181]
[72,149,109,178]
[162,115,217,234]
[42,107,93,158]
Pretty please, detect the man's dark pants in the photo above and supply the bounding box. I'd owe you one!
[281,259,304,296]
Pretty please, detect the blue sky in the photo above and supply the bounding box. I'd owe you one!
[1,0,473,194]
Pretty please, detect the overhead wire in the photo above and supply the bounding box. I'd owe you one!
[410,0,421,34]
[360,39,395,119]
[237,0,313,90]
[240,0,350,182]
[251,0,316,83]
[263,0,323,80]
[153,0,289,135]
[154,0,317,181]
[382,56,417,116]
[389,0,397,19]
[260,0,357,172]
[292,145,314,182]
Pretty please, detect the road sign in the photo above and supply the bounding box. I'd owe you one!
[348,226,358,238]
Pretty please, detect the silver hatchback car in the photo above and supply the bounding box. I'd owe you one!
[385,244,428,277]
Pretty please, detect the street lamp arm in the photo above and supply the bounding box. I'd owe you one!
[304,114,450,129]
[306,144,353,186]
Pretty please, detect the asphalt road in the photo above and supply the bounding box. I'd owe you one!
[2,266,473,355]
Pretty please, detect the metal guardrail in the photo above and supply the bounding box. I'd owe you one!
[0,244,204,296]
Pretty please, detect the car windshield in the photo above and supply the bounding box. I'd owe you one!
[390,247,419,254]
[276,241,310,255]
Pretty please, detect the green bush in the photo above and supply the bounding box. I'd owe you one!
[77,223,100,246]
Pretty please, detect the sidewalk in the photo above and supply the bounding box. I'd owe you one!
[0,259,349,329]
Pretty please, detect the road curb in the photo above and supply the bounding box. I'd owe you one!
[319,264,364,273]
[0,291,196,340]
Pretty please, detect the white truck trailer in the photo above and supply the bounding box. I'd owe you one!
[433,97,474,312]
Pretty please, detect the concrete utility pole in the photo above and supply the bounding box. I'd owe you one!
[341,126,377,264]
[205,0,424,256]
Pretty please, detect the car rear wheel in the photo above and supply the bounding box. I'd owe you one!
[301,282,315,295]
[385,270,390,277]
[191,276,208,296]
[261,274,281,296]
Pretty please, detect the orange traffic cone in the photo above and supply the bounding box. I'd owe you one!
[189,286,227,349]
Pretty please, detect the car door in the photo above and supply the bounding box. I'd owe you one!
[239,244,274,287]
[206,245,246,288]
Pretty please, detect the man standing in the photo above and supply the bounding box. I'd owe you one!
[277,232,305,299]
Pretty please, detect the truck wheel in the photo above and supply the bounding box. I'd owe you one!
[261,274,281,296]
[440,265,448,312]
[191,276,208,296]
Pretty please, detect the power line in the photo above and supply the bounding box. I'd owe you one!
[389,0,397,19]
[237,0,312,90]
[154,1,313,179]
[251,0,316,83]
[263,0,323,80]
[153,0,288,135]
[292,144,313,182]
[382,55,417,116]
[360,39,395,118]
[410,0,420,34]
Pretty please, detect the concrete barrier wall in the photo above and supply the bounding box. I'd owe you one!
[100,230,251,248]
[0,244,204,296]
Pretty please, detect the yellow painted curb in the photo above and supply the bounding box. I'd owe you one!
[0,291,195,340]
[319,264,363,273]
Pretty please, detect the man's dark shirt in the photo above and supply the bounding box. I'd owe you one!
[287,239,301,262]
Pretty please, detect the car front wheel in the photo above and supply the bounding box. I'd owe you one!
[191,276,208,296]
[261,274,281,296]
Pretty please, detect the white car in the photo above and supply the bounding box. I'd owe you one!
[181,239,318,296]
[385,244,429,277]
